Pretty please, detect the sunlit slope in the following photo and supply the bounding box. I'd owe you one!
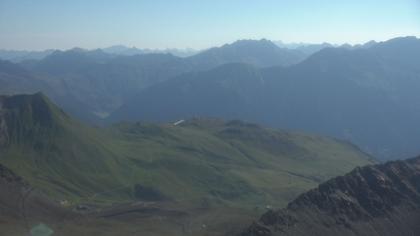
[0,93,373,207]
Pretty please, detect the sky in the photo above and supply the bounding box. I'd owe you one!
[0,0,419,50]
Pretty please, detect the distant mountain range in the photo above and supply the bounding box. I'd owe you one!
[107,36,420,160]
[0,37,419,160]
[0,49,55,63]
[241,155,420,236]
[2,38,357,63]
[0,39,373,63]
[102,45,199,57]
[0,39,317,119]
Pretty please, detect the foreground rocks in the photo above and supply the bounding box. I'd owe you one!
[241,156,420,236]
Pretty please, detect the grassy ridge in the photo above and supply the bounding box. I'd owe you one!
[0,94,373,209]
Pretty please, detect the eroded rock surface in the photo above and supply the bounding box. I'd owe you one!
[242,156,420,236]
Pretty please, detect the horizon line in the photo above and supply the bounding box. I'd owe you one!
[0,35,418,52]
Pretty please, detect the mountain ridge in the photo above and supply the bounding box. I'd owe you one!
[241,155,420,236]
[108,36,420,160]
[0,93,373,208]
[187,39,306,70]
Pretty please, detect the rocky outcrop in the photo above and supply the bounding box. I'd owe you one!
[0,114,8,147]
[241,156,420,236]
[0,98,9,147]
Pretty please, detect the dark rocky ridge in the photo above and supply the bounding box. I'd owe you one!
[241,156,420,236]
[0,163,73,233]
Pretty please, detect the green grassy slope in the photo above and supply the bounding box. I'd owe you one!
[0,94,373,209]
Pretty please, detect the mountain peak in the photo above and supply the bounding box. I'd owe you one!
[229,39,277,47]
[371,36,420,50]
[189,39,305,69]
[385,35,418,42]
[0,93,67,146]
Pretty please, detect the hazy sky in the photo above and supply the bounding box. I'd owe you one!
[1,0,419,50]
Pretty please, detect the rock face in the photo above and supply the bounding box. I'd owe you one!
[241,156,420,236]
[0,98,9,147]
